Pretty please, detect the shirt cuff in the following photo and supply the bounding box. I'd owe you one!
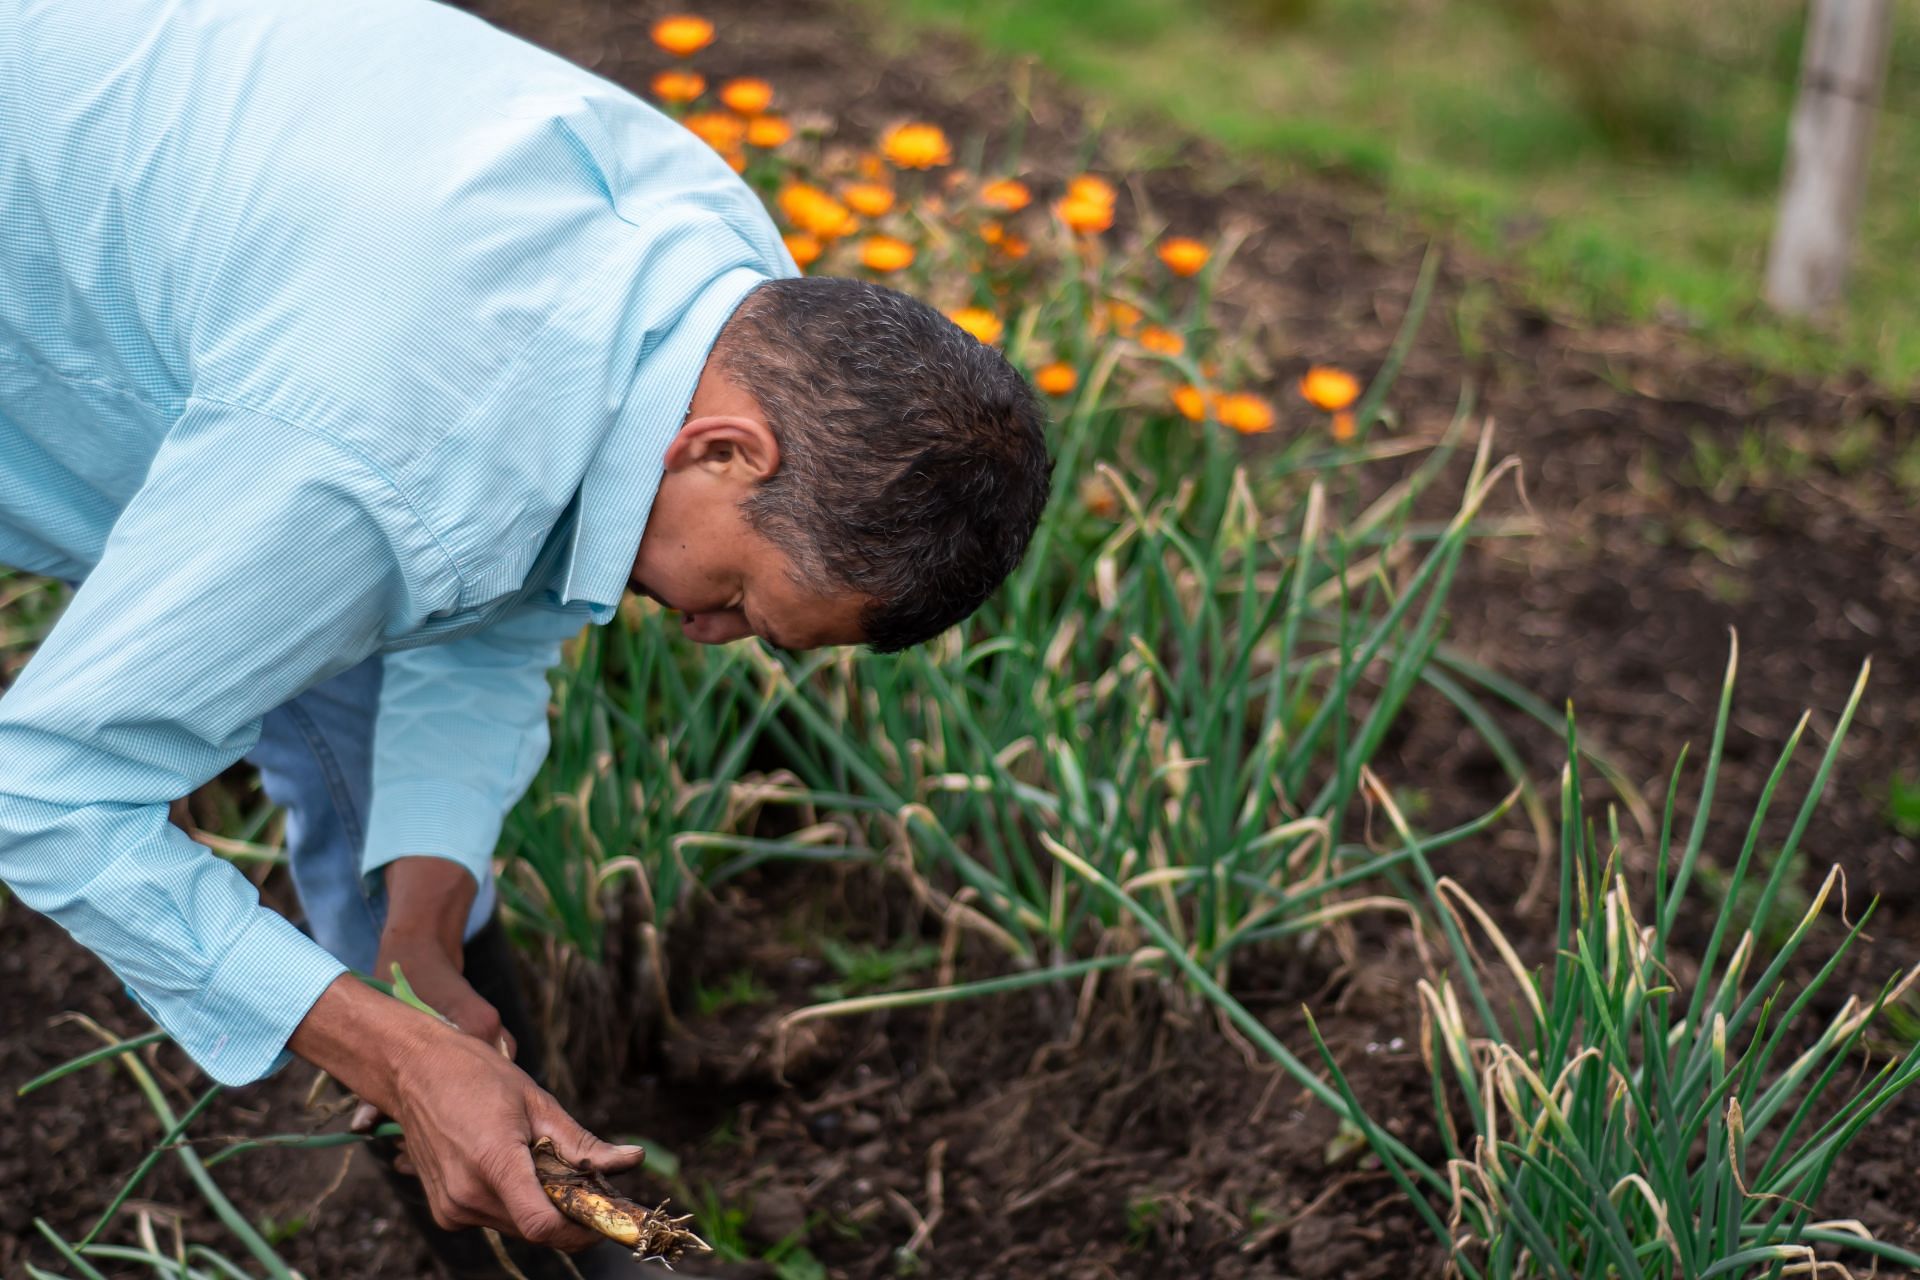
[361,776,503,894]
[164,910,348,1086]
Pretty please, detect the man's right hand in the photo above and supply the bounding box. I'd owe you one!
[290,973,643,1250]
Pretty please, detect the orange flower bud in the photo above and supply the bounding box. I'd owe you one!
[745,115,793,148]
[881,122,953,170]
[650,14,715,57]
[859,235,916,273]
[1216,393,1276,434]
[1299,365,1361,412]
[1332,410,1357,442]
[840,182,895,218]
[979,178,1033,212]
[1067,174,1116,208]
[650,69,706,104]
[1138,326,1185,357]
[1156,236,1211,278]
[778,183,857,240]
[1172,384,1208,422]
[1035,362,1078,396]
[718,77,773,115]
[681,110,744,152]
[946,307,1003,345]
[783,232,822,268]
[1054,194,1113,235]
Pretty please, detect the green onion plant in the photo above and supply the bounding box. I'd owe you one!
[1309,646,1920,1278]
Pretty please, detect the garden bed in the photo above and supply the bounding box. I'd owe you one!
[7,0,1920,1276]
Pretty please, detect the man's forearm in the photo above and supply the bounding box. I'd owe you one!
[382,855,479,962]
[287,971,435,1114]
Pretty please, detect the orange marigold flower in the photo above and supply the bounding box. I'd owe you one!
[1172,384,1208,422]
[1055,193,1113,235]
[1216,393,1276,434]
[718,77,773,115]
[1138,326,1185,357]
[1157,236,1211,278]
[650,14,715,57]
[1332,410,1357,442]
[860,235,915,273]
[979,178,1032,212]
[650,69,706,104]
[682,110,744,152]
[777,182,822,223]
[810,205,858,240]
[720,149,746,173]
[778,183,858,240]
[881,122,953,170]
[1035,362,1078,396]
[998,233,1031,260]
[946,307,1003,345]
[783,232,822,268]
[745,115,793,148]
[840,182,895,217]
[1299,365,1361,412]
[1067,174,1116,208]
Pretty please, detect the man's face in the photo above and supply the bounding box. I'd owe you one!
[627,497,865,652]
[628,387,868,652]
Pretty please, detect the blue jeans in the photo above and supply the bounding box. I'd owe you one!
[245,653,497,974]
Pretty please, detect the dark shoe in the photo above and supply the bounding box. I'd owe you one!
[369,1144,580,1280]
[573,1239,718,1278]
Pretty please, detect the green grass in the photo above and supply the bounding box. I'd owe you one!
[860,0,1920,390]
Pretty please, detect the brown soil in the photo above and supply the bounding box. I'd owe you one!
[9,0,1920,1277]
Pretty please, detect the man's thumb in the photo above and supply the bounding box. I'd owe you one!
[534,1106,645,1174]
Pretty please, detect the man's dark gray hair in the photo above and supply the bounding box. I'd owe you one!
[715,276,1053,654]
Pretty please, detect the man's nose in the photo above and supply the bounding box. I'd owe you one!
[683,610,752,645]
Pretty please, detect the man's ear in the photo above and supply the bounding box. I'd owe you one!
[664,414,781,481]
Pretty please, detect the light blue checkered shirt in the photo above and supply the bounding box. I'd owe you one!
[0,0,795,1084]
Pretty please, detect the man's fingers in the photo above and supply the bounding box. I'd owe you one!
[531,1104,645,1175]
[491,1146,600,1251]
[445,995,504,1047]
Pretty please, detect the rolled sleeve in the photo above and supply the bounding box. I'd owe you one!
[0,400,454,1083]
[361,602,590,894]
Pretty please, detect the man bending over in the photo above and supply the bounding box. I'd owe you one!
[0,1,1051,1275]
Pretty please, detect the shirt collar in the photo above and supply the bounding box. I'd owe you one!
[558,263,769,621]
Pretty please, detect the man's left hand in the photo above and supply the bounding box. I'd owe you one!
[374,923,514,1059]
[373,855,510,1055]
